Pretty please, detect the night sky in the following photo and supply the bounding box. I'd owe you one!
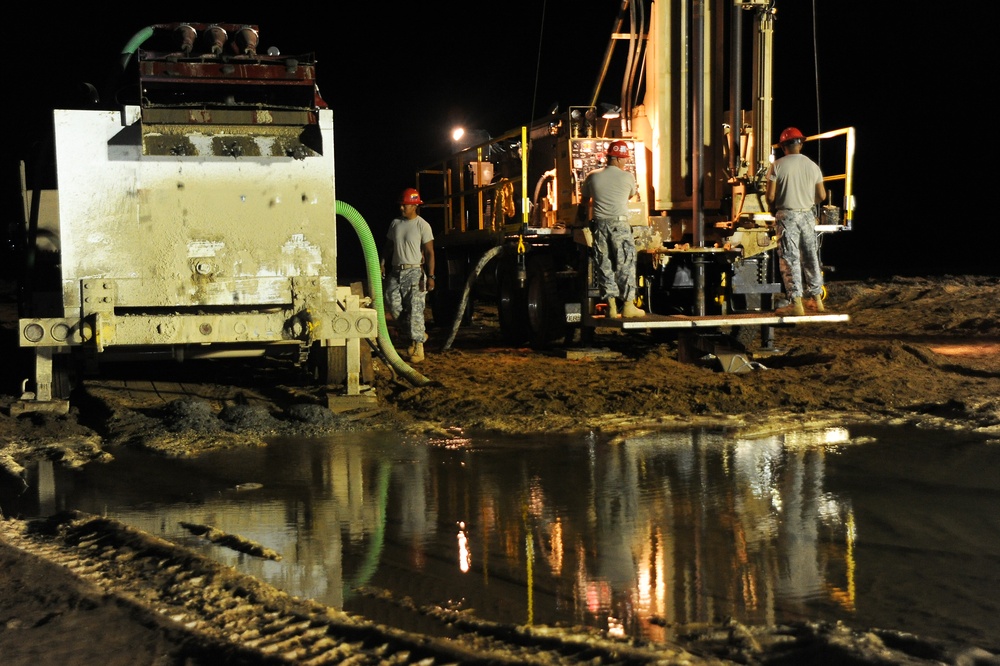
[7,3,992,279]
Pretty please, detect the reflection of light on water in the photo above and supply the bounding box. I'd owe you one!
[429,426,472,448]
[638,549,652,612]
[428,438,472,448]
[742,569,759,611]
[525,514,534,625]
[617,426,858,633]
[733,436,783,535]
[457,521,471,573]
[526,475,566,577]
[548,519,564,577]
[783,427,851,448]
[734,436,782,498]
[846,511,856,608]
[826,510,857,612]
[636,526,670,638]
[528,476,545,516]
[818,493,843,522]
[584,579,612,614]
[607,616,625,638]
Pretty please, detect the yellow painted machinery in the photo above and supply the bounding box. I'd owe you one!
[418,1,855,369]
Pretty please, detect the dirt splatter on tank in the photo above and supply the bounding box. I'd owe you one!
[15,23,376,412]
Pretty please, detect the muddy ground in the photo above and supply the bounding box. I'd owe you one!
[1,274,999,665]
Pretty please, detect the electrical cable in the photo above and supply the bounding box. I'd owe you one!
[811,0,822,165]
[529,0,549,124]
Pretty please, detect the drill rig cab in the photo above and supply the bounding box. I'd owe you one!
[14,23,377,413]
[417,0,855,366]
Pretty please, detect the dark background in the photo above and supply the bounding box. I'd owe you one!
[6,3,993,282]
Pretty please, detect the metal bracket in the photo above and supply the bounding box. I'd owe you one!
[677,331,765,373]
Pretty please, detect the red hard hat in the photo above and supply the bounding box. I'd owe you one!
[779,127,805,144]
[607,140,630,159]
[400,188,423,205]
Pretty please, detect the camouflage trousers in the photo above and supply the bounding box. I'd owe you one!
[592,217,637,301]
[776,209,824,300]
[384,267,428,344]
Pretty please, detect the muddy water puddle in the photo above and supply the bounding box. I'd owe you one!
[3,423,998,652]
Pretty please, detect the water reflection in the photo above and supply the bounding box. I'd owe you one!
[2,424,997,651]
[573,427,858,641]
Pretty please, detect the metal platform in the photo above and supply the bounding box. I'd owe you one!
[589,311,850,331]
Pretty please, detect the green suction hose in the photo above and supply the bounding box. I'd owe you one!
[336,200,432,387]
[118,26,155,72]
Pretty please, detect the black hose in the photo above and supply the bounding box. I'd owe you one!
[442,245,505,351]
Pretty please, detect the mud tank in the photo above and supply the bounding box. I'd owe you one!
[14,22,377,413]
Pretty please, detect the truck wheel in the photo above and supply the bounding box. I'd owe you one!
[526,258,566,348]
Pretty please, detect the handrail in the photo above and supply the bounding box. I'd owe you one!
[416,126,528,239]
[771,126,856,230]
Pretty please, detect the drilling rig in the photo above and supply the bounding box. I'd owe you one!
[417,0,855,369]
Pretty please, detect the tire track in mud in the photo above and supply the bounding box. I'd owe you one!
[0,511,722,665]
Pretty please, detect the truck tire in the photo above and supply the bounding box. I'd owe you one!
[525,257,566,348]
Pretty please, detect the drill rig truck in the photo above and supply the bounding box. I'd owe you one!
[417,0,855,368]
[14,23,380,413]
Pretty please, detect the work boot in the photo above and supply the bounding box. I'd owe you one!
[622,301,646,318]
[775,297,805,316]
[410,342,425,363]
[804,296,825,312]
[607,298,620,319]
[406,341,416,358]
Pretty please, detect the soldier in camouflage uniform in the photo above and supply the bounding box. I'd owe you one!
[765,127,827,316]
[381,188,435,362]
[579,140,645,318]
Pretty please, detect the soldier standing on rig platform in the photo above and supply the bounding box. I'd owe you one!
[766,127,827,316]
[579,140,646,319]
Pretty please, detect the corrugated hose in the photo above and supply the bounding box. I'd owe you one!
[336,200,432,387]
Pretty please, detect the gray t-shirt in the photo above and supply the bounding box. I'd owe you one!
[767,153,823,210]
[386,215,434,266]
[582,165,637,219]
